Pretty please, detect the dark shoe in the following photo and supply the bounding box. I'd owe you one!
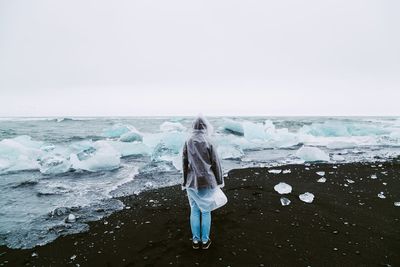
[192,241,200,250]
[201,239,212,250]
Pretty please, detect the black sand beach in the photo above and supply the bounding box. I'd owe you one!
[1,162,399,266]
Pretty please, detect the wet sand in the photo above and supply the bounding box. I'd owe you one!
[1,162,400,266]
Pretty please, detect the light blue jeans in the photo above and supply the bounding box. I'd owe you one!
[188,194,211,243]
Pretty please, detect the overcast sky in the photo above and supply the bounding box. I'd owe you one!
[0,0,399,116]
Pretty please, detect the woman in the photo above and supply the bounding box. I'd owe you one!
[182,116,225,250]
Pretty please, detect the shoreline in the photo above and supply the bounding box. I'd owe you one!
[1,161,400,266]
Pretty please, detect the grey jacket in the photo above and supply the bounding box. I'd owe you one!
[182,117,223,190]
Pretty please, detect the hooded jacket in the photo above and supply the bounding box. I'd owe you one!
[182,116,223,190]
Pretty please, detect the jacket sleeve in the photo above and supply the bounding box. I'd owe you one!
[210,144,224,186]
[182,141,189,188]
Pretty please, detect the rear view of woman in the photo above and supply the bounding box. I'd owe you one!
[182,116,226,250]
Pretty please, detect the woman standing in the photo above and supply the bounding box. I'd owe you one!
[182,116,225,250]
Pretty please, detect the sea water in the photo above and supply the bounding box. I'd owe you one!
[0,116,399,248]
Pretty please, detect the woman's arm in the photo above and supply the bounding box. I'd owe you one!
[182,142,189,189]
[210,144,224,187]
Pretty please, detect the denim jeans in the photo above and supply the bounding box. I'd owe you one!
[188,194,211,243]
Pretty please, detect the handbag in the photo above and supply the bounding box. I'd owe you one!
[211,187,228,211]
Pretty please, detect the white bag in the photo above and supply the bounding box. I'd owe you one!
[187,187,228,212]
[211,187,228,211]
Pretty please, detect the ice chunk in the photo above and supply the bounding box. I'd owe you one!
[296,146,329,162]
[316,171,325,176]
[0,135,44,174]
[346,179,355,184]
[218,145,244,159]
[159,154,182,171]
[106,141,150,157]
[299,192,314,203]
[102,123,132,138]
[299,121,388,137]
[280,197,291,206]
[160,131,187,153]
[377,192,386,199]
[70,142,120,172]
[394,202,400,207]
[282,169,291,174]
[222,119,244,136]
[263,121,300,148]
[144,182,154,189]
[39,155,71,174]
[243,121,266,141]
[66,214,76,223]
[160,121,186,132]
[269,169,282,174]
[317,177,326,183]
[370,174,377,179]
[332,154,345,161]
[119,128,143,142]
[326,141,357,149]
[274,182,292,194]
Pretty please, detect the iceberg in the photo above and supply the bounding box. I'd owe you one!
[370,174,377,179]
[317,177,326,183]
[274,182,292,194]
[316,171,325,176]
[394,202,400,207]
[222,119,244,136]
[299,192,314,203]
[282,169,291,174]
[296,146,330,162]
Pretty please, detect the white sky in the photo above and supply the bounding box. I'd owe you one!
[0,0,399,116]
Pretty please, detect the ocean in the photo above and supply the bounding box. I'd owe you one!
[0,116,399,249]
